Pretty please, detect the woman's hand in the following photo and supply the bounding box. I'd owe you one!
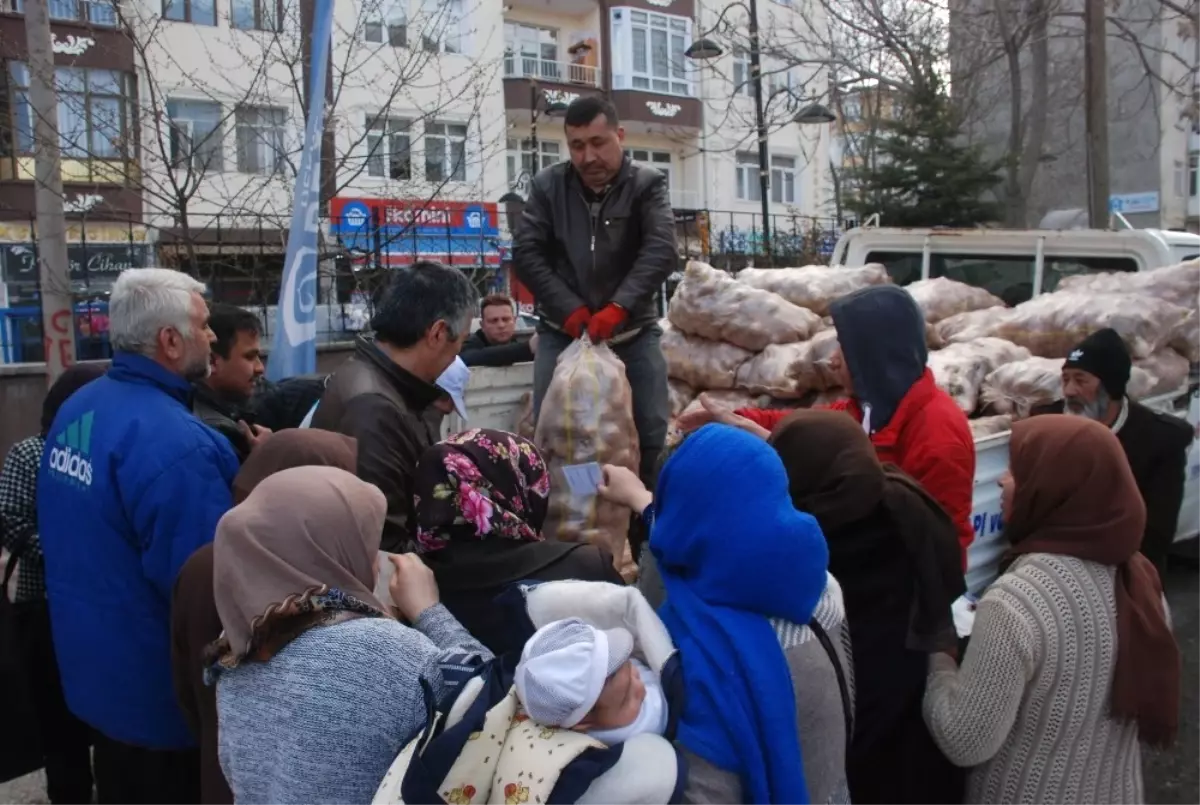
[387,553,440,623]
[597,464,654,514]
[677,393,771,440]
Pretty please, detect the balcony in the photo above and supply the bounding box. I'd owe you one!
[503,56,604,116]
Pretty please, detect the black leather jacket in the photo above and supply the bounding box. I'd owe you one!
[513,155,677,335]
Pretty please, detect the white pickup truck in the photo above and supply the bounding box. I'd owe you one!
[448,225,1200,592]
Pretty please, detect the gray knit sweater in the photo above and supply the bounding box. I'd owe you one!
[923,553,1143,804]
[217,604,490,805]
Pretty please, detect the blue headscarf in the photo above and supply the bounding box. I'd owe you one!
[652,424,830,804]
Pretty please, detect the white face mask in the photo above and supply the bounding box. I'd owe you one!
[586,660,669,746]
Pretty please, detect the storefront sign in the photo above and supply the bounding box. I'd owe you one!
[1,243,147,285]
[330,198,503,267]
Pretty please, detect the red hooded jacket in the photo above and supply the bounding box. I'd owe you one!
[737,369,977,565]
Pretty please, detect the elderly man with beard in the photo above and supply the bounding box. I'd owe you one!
[38,268,240,804]
[1039,328,1193,576]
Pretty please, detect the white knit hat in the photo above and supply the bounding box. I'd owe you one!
[514,618,635,728]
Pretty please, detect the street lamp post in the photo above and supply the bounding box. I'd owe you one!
[686,5,836,264]
[500,81,568,206]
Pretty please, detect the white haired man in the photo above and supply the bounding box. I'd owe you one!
[37,268,241,804]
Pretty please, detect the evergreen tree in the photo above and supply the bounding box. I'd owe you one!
[844,66,1002,227]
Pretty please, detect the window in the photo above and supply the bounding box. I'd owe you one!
[231,0,281,31]
[841,96,861,121]
[735,151,760,201]
[504,22,559,80]
[1190,153,1198,199]
[731,47,751,96]
[629,148,671,187]
[366,116,411,179]
[506,138,560,185]
[10,0,117,24]
[420,0,463,54]
[766,68,795,105]
[425,121,467,182]
[162,0,215,25]
[612,9,691,97]
[770,155,795,204]
[235,105,286,174]
[364,0,406,46]
[167,99,223,172]
[7,63,135,165]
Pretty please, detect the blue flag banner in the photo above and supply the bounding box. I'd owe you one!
[268,0,334,381]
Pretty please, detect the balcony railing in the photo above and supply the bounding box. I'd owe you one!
[8,0,118,24]
[503,55,601,88]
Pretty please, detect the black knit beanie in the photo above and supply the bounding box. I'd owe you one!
[1063,328,1132,399]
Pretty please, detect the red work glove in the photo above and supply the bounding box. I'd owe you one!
[588,304,627,341]
[563,306,591,339]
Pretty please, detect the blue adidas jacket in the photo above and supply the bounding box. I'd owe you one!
[39,352,239,749]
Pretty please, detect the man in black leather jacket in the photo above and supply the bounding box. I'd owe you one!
[514,95,675,490]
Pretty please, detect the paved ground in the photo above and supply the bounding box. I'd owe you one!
[2,565,1197,804]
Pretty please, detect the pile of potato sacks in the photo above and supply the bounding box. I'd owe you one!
[663,258,1199,441]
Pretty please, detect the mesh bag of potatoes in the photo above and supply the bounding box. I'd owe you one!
[1056,259,1199,312]
[1132,349,1191,399]
[991,292,1190,359]
[736,263,891,316]
[980,357,1064,418]
[736,330,843,398]
[1170,311,1199,364]
[661,322,754,390]
[970,414,1015,440]
[904,277,1006,324]
[668,261,822,350]
[668,378,697,417]
[512,391,537,439]
[935,307,1013,345]
[927,337,1032,414]
[534,336,639,581]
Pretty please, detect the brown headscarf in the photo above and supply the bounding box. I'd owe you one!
[770,409,965,652]
[232,429,358,503]
[1006,415,1181,746]
[213,465,390,664]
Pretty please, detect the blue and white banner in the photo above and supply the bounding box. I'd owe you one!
[268,0,334,381]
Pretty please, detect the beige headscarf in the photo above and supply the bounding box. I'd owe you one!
[213,465,391,664]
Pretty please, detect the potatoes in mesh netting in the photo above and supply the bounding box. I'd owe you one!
[1056,259,1199,312]
[669,261,822,350]
[936,307,1014,345]
[1170,311,1200,364]
[661,322,753,390]
[668,379,697,417]
[667,390,767,447]
[1131,349,1191,399]
[905,277,1006,324]
[991,292,1190,359]
[736,263,891,316]
[534,337,638,582]
[927,337,1032,413]
[734,329,842,399]
[980,357,1064,418]
[513,391,536,439]
[970,414,1015,440]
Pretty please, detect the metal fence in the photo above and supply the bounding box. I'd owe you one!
[0,206,848,363]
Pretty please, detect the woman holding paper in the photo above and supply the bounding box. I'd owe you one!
[412,428,623,654]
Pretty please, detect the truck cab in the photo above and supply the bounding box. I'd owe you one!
[830,226,1200,302]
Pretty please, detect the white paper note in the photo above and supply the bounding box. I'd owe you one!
[561,462,604,496]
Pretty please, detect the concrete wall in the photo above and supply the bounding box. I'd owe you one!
[0,343,356,460]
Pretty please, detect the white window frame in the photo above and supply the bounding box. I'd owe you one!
[366,115,412,180]
[770,154,796,204]
[420,0,464,55]
[167,98,224,173]
[629,148,672,188]
[732,46,751,97]
[364,0,407,46]
[504,22,560,81]
[230,0,281,31]
[235,105,286,175]
[736,151,760,201]
[506,138,560,186]
[610,7,693,98]
[10,63,135,163]
[1189,152,1198,199]
[425,121,468,183]
[12,0,117,24]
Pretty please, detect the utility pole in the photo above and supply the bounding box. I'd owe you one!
[24,0,76,382]
[746,0,772,264]
[1083,0,1110,228]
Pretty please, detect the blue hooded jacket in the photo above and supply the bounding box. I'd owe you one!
[38,352,239,749]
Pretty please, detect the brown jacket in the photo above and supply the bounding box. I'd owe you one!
[310,337,443,552]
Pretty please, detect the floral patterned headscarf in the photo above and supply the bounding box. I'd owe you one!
[413,428,551,553]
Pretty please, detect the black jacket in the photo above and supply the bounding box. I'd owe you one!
[192,385,250,463]
[513,155,677,334]
[1038,398,1193,569]
[460,330,534,368]
[309,337,443,552]
[250,374,328,431]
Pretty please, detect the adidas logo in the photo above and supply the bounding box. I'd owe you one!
[1069,349,1084,361]
[48,410,94,487]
